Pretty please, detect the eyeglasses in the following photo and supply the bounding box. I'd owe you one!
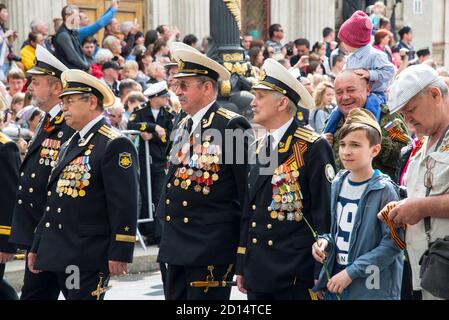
[171,80,205,91]
[424,156,436,189]
[61,95,91,105]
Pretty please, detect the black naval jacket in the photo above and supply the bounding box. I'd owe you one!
[127,104,174,172]
[157,103,252,266]
[236,118,335,292]
[10,108,74,249]
[0,133,20,253]
[31,119,139,272]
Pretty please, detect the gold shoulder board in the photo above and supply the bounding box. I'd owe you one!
[0,132,12,145]
[294,128,321,143]
[98,125,121,140]
[217,107,239,120]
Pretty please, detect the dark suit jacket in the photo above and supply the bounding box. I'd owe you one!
[31,119,139,272]
[127,104,174,172]
[10,110,74,249]
[157,103,253,266]
[236,119,335,292]
[0,133,20,253]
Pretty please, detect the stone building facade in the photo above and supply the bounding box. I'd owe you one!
[0,0,447,66]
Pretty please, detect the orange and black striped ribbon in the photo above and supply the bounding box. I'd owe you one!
[379,202,407,250]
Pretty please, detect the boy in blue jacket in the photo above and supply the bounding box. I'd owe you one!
[312,108,403,300]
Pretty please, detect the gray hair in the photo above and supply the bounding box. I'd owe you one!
[120,21,133,34]
[30,19,46,31]
[94,48,113,64]
[272,91,297,116]
[61,5,79,22]
[197,75,218,94]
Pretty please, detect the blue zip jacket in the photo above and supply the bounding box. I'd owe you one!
[313,170,404,300]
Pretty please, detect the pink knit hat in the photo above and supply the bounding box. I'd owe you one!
[338,10,373,48]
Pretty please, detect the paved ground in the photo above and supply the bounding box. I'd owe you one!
[105,271,247,300]
[4,244,247,300]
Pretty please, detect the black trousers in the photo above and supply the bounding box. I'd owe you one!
[55,270,110,300]
[0,263,19,300]
[165,264,234,300]
[20,255,60,300]
[247,283,313,300]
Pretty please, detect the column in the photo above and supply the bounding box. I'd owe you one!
[2,0,65,54]
[149,0,209,40]
[271,0,335,44]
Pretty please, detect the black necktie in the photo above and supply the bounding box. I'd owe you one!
[185,118,194,135]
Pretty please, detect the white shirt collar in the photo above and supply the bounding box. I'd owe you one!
[48,103,62,120]
[151,107,160,120]
[270,117,294,149]
[187,100,215,133]
[79,114,104,139]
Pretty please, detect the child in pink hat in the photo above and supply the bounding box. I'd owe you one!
[324,10,395,135]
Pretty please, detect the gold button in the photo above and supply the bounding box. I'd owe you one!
[183,201,188,207]
[45,222,50,228]
[18,199,22,204]
[46,206,50,212]
[252,222,256,228]
[166,199,170,205]
[29,188,34,193]
[252,238,257,244]
[167,183,171,188]
[183,217,189,223]
[268,240,274,246]
[166,216,171,222]
[267,224,273,230]
[18,185,22,191]
[252,205,256,210]
[31,173,36,178]
[47,191,51,196]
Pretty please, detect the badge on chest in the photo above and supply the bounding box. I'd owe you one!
[172,137,221,195]
[56,145,94,198]
[40,138,61,167]
[269,158,304,223]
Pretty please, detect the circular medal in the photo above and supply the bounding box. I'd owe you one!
[270,211,278,219]
[79,190,86,197]
[85,150,91,156]
[82,180,90,187]
[202,186,210,195]
[292,170,299,178]
[67,188,73,195]
[83,173,91,180]
[194,185,202,193]
[212,173,219,181]
[295,212,303,222]
[203,171,210,179]
[180,181,187,189]
[274,195,282,203]
[278,212,286,222]
[174,179,180,186]
[203,141,210,148]
[39,158,45,165]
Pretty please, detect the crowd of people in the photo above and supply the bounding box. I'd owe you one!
[0,0,448,301]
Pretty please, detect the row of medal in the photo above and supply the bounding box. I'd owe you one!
[56,151,92,198]
[39,138,61,167]
[173,140,221,195]
[269,162,304,222]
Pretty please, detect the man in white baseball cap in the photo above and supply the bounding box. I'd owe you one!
[383,64,449,300]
